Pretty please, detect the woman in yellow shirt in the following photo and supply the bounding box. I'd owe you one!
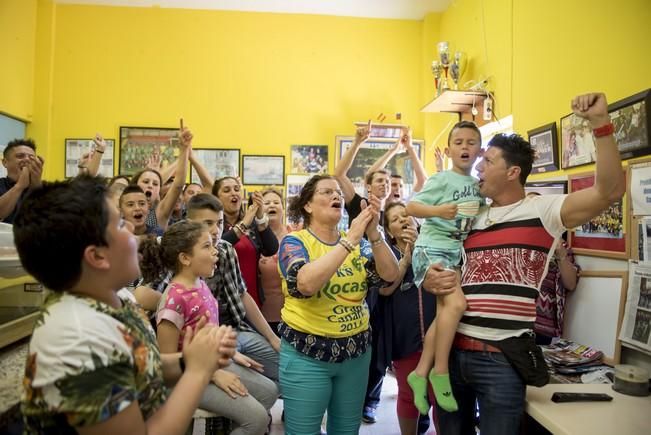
[277,175,399,435]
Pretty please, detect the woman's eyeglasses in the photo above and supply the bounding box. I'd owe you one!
[315,188,344,198]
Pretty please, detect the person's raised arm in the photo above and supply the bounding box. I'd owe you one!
[364,194,399,283]
[294,209,374,296]
[403,129,428,193]
[560,93,626,229]
[0,168,29,220]
[367,136,400,175]
[189,150,215,193]
[156,120,191,230]
[334,120,371,204]
[86,134,107,177]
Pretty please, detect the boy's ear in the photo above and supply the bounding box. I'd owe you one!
[444,147,451,158]
[83,245,110,270]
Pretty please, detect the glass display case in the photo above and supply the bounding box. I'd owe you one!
[0,223,46,348]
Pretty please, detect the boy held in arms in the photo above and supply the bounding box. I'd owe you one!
[15,175,236,434]
[405,121,484,413]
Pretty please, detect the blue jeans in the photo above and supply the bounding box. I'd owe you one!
[279,340,371,435]
[436,348,525,435]
[237,330,279,382]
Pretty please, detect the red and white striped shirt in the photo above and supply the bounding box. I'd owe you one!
[459,195,567,341]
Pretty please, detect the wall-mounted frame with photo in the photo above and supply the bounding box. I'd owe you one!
[627,157,651,261]
[354,122,405,139]
[609,88,651,161]
[524,180,567,196]
[119,126,179,176]
[190,148,240,185]
[568,171,628,259]
[65,138,115,178]
[290,145,328,174]
[286,174,312,202]
[564,270,628,365]
[242,155,284,185]
[560,113,596,169]
[336,136,423,198]
[527,122,559,173]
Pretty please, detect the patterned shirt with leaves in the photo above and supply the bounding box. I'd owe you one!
[22,292,167,432]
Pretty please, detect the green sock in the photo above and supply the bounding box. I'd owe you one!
[429,371,458,412]
[407,371,430,415]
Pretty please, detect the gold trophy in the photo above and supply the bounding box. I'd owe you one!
[437,41,451,91]
[450,51,467,90]
[431,60,442,96]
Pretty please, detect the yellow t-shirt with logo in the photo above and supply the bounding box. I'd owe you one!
[278,229,371,338]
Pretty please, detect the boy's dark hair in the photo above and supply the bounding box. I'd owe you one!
[4,138,36,158]
[187,193,224,216]
[447,120,482,147]
[119,185,146,206]
[13,175,109,291]
[287,175,334,227]
[139,220,205,283]
[488,133,535,185]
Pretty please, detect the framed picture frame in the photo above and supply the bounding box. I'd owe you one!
[524,180,567,196]
[119,126,180,176]
[609,88,651,160]
[568,171,628,259]
[560,113,596,169]
[290,145,328,174]
[242,155,285,185]
[336,136,424,198]
[285,174,312,202]
[354,122,406,139]
[527,122,559,173]
[65,138,115,178]
[190,148,240,185]
[563,270,628,365]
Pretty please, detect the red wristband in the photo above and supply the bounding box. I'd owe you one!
[592,122,614,138]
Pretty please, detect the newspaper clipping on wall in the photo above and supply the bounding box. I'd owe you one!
[620,261,651,354]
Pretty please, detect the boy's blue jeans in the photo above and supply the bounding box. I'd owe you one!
[436,348,526,435]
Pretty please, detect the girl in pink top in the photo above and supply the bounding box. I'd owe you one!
[140,220,278,435]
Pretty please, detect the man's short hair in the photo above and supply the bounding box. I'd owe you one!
[183,182,202,193]
[119,185,146,206]
[4,138,36,159]
[365,169,391,186]
[13,175,109,292]
[187,193,224,215]
[391,174,403,180]
[488,133,535,185]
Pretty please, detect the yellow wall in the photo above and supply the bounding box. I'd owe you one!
[7,1,651,183]
[0,0,37,121]
[423,0,651,179]
[36,4,424,181]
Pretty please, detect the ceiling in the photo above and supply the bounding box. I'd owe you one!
[55,0,453,20]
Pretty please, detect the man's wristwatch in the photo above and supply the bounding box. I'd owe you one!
[255,214,269,226]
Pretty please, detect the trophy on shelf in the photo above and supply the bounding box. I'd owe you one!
[437,41,451,92]
[450,51,467,90]
[431,60,442,96]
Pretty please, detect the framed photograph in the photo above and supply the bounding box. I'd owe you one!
[524,180,567,196]
[609,88,651,160]
[286,174,312,201]
[527,122,559,173]
[190,148,240,185]
[336,136,424,198]
[560,113,596,169]
[568,171,628,259]
[242,155,284,185]
[65,138,115,178]
[290,145,328,174]
[354,122,405,139]
[119,126,180,176]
